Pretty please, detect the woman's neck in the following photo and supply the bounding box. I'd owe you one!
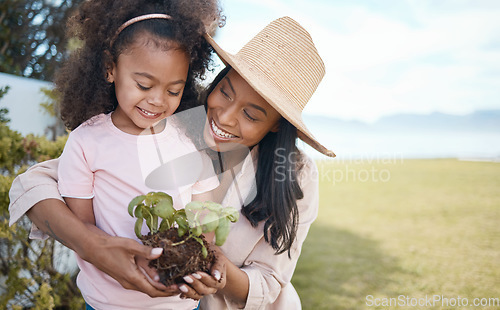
[219,147,250,173]
[210,147,251,204]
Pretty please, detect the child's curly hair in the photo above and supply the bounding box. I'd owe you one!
[56,0,224,130]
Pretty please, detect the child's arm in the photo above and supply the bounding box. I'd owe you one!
[64,197,95,226]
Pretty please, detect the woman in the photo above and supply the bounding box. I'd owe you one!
[9,17,335,309]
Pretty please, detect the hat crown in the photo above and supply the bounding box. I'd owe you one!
[236,17,325,111]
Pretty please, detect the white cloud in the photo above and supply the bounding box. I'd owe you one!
[216,0,500,122]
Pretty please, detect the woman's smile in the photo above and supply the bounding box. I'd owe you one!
[203,69,282,150]
[210,119,237,139]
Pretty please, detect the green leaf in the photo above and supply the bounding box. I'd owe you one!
[191,223,202,237]
[134,204,144,218]
[159,219,171,232]
[215,217,230,246]
[176,209,187,217]
[128,195,145,216]
[193,236,204,246]
[204,201,222,212]
[174,212,188,230]
[141,207,156,233]
[201,212,219,233]
[185,201,204,211]
[185,207,199,228]
[153,215,158,233]
[134,218,143,239]
[178,225,188,237]
[145,213,155,233]
[152,197,175,220]
[192,236,208,258]
[154,192,172,200]
[145,192,156,206]
[223,207,240,222]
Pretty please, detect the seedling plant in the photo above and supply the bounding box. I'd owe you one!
[128,191,239,286]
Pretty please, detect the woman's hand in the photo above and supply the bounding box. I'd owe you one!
[179,245,227,300]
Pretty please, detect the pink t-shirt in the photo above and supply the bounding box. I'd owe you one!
[58,113,218,310]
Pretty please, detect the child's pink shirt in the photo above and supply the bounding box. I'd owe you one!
[58,113,218,310]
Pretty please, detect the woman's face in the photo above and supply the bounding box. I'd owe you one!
[203,69,282,152]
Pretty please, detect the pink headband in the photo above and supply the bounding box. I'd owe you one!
[110,13,172,47]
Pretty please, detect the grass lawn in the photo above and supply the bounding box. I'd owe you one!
[292,159,500,310]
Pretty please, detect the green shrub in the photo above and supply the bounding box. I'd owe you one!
[0,85,82,309]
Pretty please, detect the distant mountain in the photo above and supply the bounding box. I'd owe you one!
[303,110,500,133]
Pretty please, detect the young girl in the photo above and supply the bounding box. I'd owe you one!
[53,0,222,309]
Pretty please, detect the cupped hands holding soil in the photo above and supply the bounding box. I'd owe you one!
[140,228,215,286]
[129,192,238,286]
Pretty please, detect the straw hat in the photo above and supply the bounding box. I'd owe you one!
[204,16,335,157]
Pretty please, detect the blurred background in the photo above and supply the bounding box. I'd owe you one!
[2,0,500,159]
[213,0,500,160]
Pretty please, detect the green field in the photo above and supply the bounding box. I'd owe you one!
[292,159,500,310]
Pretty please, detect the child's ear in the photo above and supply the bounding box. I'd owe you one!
[104,50,115,83]
[106,67,114,83]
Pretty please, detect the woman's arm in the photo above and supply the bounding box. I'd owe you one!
[9,161,179,297]
[212,248,250,307]
[27,198,92,251]
[64,197,95,225]
[28,198,179,296]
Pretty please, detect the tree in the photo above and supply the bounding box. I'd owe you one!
[0,86,10,123]
[40,87,66,141]
[0,0,84,81]
[0,85,82,309]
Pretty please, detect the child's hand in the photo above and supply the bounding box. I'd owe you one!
[83,231,180,298]
[136,252,178,292]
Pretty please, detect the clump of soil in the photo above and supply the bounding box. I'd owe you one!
[140,228,216,286]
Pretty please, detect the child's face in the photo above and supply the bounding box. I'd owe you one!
[107,35,189,134]
[203,69,282,152]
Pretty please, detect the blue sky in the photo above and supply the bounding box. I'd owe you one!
[211,0,500,122]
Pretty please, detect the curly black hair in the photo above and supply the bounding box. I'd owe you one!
[56,0,224,130]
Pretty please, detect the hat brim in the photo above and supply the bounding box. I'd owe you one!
[205,33,335,157]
